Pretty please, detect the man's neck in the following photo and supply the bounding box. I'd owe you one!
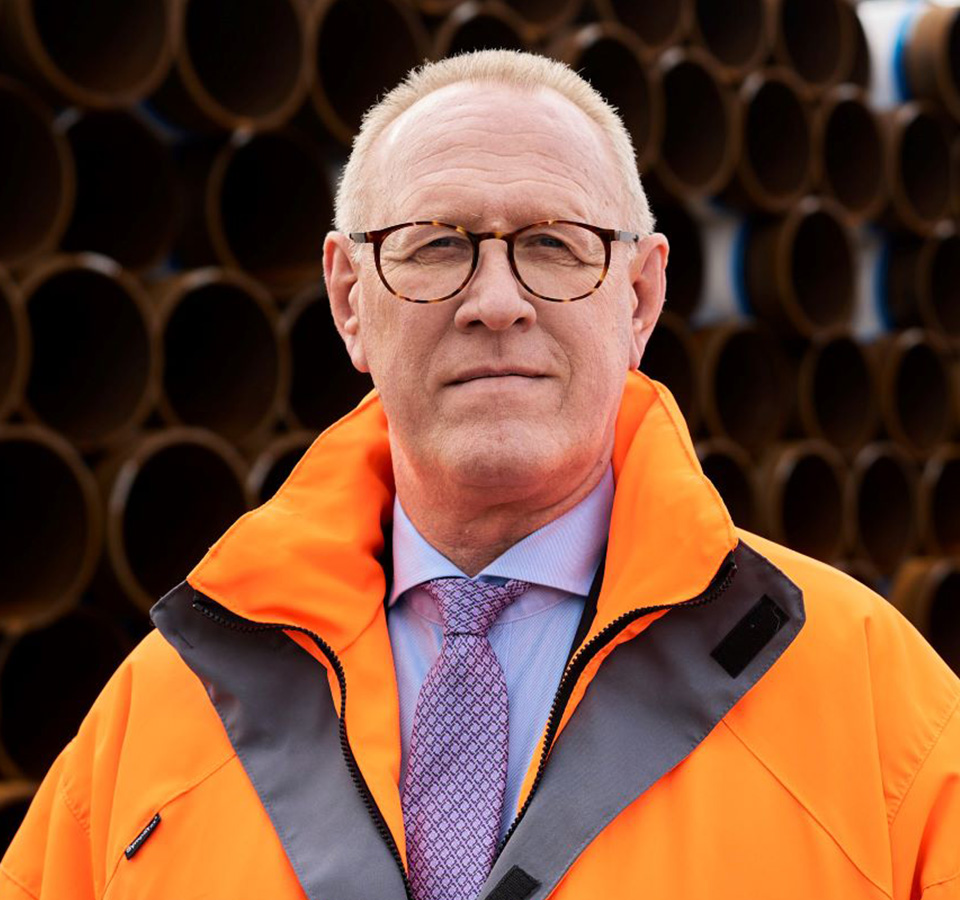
[392,451,613,577]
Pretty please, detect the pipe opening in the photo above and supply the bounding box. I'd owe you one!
[184,0,303,118]
[32,0,168,95]
[661,58,729,190]
[899,112,951,225]
[698,444,758,531]
[0,283,22,417]
[61,111,179,270]
[650,202,702,318]
[780,0,844,87]
[287,290,373,430]
[0,84,68,264]
[746,78,810,199]
[929,570,960,672]
[315,0,425,138]
[809,337,875,450]
[120,438,248,602]
[712,329,786,449]
[0,612,127,780]
[0,434,94,623]
[216,131,331,294]
[894,340,951,451]
[930,454,960,555]
[926,233,960,336]
[781,450,844,560]
[640,314,695,424]
[439,11,526,54]
[824,99,882,215]
[856,450,915,573]
[790,209,853,331]
[163,282,280,441]
[606,0,683,50]
[576,37,652,167]
[694,0,764,69]
[26,267,152,444]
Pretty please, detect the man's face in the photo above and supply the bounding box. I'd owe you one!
[325,83,667,497]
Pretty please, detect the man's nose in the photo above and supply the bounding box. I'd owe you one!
[452,240,537,332]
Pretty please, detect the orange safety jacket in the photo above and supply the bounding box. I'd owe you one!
[2,371,959,900]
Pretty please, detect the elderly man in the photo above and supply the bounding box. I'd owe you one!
[2,49,958,900]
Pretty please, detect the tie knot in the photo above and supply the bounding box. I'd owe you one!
[421,577,530,636]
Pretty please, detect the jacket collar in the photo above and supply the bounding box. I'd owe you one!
[185,370,739,655]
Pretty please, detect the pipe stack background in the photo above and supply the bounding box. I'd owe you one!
[0,0,959,847]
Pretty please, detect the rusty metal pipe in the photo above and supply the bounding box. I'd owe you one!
[758,439,848,563]
[688,0,769,82]
[0,76,74,268]
[744,196,856,338]
[766,0,854,98]
[248,430,318,505]
[148,0,309,133]
[0,0,174,109]
[789,330,879,454]
[0,267,28,423]
[919,445,960,557]
[174,127,333,299]
[548,23,663,174]
[870,328,957,459]
[695,437,760,532]
[501,0,582,42]
[0,425,101,632]
[18,253,158,451]
[813,85,886,224]
[282,285,373,432]
[640,310,698,432]
[96,428,252,614]
[715,67,814,214]
[845,441,919,576]
[594,0,690,56]
[58,107,182,272]
[695,321,791,453]
[152,268,287,447]
[433,1,531,57]
[0,608,131,780]
[308,0,430,146]
[652,47,740,199]
[890,557,960,675]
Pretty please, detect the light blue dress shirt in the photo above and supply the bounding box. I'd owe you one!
[386,464,614,843]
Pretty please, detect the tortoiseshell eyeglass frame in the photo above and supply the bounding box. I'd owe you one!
[348,219,641,303]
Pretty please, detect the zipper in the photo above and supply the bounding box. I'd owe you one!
[190,597,415,900]
[494,550,738,858]
[189,548,735,891]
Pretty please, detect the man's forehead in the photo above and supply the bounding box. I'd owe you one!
[369,82,618,227]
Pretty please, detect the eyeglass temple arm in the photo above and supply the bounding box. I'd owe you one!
[348,232,370,243]
[614,231,641,243]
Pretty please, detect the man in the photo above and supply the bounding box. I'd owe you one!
[1,49,958,900]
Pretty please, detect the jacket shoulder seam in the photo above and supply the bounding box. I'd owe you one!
[0,863,41,900]
[888,688,960,828]
[100,751,237,900]
[721,718,893,899]
[923,869,960,894]
[59,777,91,837]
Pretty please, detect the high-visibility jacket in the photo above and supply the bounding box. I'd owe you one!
[2,371,958,900]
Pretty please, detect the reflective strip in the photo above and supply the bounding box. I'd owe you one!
[150,582,409,900]
[479,541,805,900]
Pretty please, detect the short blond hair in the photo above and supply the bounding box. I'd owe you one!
[334,49,655,242]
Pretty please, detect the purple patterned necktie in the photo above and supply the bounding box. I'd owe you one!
[401,576,531,900]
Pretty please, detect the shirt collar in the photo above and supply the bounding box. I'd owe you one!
[387,464,614,606]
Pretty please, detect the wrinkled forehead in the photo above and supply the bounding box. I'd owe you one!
[367,82,622,229]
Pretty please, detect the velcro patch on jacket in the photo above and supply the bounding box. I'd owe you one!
[484,865,540,900]
[125,813,161,859]
[711,594,790,678]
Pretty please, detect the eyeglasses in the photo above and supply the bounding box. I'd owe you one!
[348,220,640,303]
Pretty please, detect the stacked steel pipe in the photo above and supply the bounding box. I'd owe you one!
[0,0,959,850]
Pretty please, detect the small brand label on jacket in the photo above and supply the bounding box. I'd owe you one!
[125,813,161,859]
[711,594,790,678]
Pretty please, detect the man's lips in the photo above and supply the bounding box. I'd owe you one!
[448,368,547,384]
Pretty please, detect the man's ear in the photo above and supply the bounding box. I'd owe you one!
[627,233,669,371]
[323,231,371,373]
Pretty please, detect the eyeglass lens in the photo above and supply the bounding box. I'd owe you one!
[378,223,607,302]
